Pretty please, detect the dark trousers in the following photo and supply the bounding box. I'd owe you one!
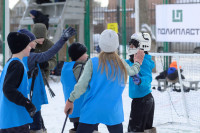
[76,123,123,133]
[128,93,155,132]
[0,124,29,133]
[30,111,45,130]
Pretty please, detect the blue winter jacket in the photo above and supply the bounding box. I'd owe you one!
[126,54,155,98]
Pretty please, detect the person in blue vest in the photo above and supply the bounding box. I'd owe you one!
[64,29,145,133]
[0,32,36,133]
[126,32,156,133]
[61,42,89,133]
[18,27,76,133]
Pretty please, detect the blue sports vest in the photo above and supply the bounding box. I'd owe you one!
[126,54,155,98]
[22,57,48,111]
[0,58,32,129]
[79,57,125,125]
[61,61,86,118]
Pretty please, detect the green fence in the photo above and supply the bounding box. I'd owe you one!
[84,0,200,70]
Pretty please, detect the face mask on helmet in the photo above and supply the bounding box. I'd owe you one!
[130,32,151,52]
[127,47,138,55]
[127,39,139,55]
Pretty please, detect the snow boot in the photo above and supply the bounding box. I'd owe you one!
[93,131,100,133]
[43,128,47,133]
[144,127,157,133]
[68,129,100,133]
[69,128,76,133]
[125,130,146,133]
[30,128,47,133]
[30,129,43,133]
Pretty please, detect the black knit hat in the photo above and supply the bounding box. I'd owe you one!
[7,32,31,54]
[68,42,87,61]
[18,29,36,41]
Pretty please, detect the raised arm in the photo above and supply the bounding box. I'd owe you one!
[122,50,145,76]
[27,27,76,69]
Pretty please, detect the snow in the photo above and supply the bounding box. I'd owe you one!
[42,77,200,133]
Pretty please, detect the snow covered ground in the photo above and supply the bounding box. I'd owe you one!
[1,53,200,132]
[42,76,200,133]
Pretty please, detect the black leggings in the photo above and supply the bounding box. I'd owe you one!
[76,123,123,133]
[128,93,155,132]
[0,124,29,133]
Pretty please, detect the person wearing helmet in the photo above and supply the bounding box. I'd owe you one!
[64,29,145,133]
[126,32,156,133]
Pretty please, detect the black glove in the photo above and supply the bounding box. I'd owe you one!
[61,27,77,41]
[25,98,36,118]
[39,61,49,69]
[27,66,39,79]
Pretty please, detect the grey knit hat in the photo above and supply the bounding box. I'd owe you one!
[32,23,47,39]
[99,29,119,52]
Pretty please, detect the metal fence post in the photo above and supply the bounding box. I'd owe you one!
[27,25,31,31]
[163,0,169,70]
[3,0,9,67]
[84,0,90,57]
[122,0,126,59]
[3,0,5,67]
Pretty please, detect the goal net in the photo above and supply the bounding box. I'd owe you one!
[150,53,200,128]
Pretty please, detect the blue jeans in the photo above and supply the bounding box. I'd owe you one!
[76,122,123,133]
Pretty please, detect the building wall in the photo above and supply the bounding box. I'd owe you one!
[10,1,26,32]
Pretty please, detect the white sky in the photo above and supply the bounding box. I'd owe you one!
[94,0,109,7]
[9,0,20,9]
[9,0,109,9]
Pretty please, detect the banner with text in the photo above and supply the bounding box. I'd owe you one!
[156,4,200,42]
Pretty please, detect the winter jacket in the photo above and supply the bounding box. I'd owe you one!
[21,38,67,111]
[126,54,155,98]
[61,61,86,119]
[33,23,57,80]
[73,61,86,81]
[0,58,32,129]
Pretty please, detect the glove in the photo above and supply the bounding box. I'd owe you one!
[134,50,145,65]
[131,74,141,85]
[25,98,37,118]
[27,66,39,79]
[61,27,77,41]
[39,61,49,69]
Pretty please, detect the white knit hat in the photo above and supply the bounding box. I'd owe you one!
[99,29,119,52]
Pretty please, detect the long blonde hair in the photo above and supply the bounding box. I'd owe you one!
[98,51,127,84]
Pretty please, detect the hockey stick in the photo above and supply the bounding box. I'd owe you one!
[61,110,70,133]
[61,60,88,133]
[41,70,56,98]
[30,62,38,101]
